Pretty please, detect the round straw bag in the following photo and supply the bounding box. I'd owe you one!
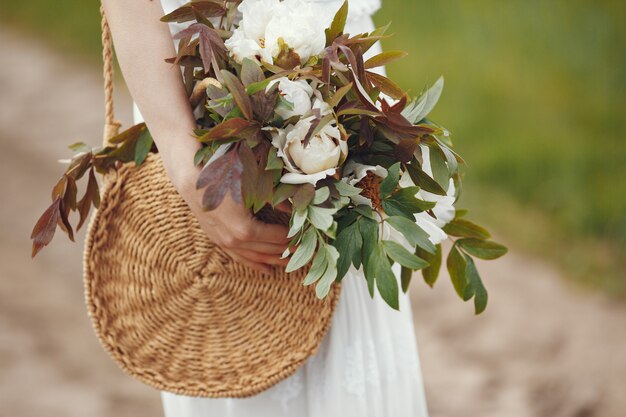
[83,7,340,398]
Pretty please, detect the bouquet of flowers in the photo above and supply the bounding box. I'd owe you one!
[31,0,506,313]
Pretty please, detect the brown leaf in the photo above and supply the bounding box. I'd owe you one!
[58,198,75,242]
[77,169,100,230]
[197,148,244,210]
[161,1,226,23]
[31,198,61,257]
[293,184,316,211]
[360,118,374,147]
[63,176,78,211]
[364,50,408,69]
[239,142,258,208]
[107,123,146,145]
[220,70,253,120]
[395,139,419,163]
[51,176,67,200]
[366,71,405,100]
[197,118,258,142]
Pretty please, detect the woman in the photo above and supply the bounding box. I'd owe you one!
[101,0,429,415]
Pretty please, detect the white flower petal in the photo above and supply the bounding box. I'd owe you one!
[280,168,337,185]
[415,215,448,245]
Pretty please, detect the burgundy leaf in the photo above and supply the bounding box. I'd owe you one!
[197,118,258,142]
[161,1,225,23]
[322,57,331,84]
[239,142,258,208]
[63,176,78,211]
[31,198,61,257]
[58,198,75,242]
[395,139,419,163]
[76,169,100,230]
[197,148,244,210]
[360,118,374,147]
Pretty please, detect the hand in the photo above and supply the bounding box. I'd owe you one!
[176,167,290,274]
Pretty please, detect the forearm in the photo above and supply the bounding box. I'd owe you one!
[101,0,199,192]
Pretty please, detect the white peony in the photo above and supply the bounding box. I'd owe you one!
[267,77,314,119]
[225,0,332,65]
[271,116,347,185]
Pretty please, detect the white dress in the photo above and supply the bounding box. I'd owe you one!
[135,1,430,416]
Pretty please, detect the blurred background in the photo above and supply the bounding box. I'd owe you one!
[0,1,624,416]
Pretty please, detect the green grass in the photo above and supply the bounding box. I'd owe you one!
[2,0,624,293]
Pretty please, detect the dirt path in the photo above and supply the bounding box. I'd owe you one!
[1,28,624,417]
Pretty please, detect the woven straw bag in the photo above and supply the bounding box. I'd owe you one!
[83,6,340,398]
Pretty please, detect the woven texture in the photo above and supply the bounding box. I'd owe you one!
[83,154,340,398]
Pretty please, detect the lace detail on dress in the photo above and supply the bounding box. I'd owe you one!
[342,338,381,397]
[269,371,304,411]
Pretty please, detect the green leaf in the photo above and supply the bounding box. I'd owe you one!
[382,240,429,270]
[194,146,213,166]
[266,146,283,171]
[366,246,399,310]
[447,245,468,299]
[286,228,317,272]
[312,187,330,205]
[354,205,377,220]
[359,217,379,259]
[334,180,362,197]
[364,50,408,69]
[379,162,400,198]
[428,145,450,192]
[386,216,436,254]
[401,266,413,293]
[443,219,491,240]
[401,77,444,123]
[308,206,337,231]
[325,0,349,45]
[68,142,91,153]
[245,78,272,95]
[458,238,508,260]
[333,222,362,280]
[406,163,446,196]
[240,58,265,86]
[383,188,436,219]
[416,244,442,287]
[315,244,340,299]
[288,209,307,238]
[465,257,488,314]
[272,183,297,207]
[303,245,327,286]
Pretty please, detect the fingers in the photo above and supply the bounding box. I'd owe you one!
[223,248,271,275]
[275,201,293,214]
[235,248,289,267]
[246,220,291,244]
[237,241,289,255]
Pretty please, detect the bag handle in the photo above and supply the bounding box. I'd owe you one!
[100,4,122,146]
